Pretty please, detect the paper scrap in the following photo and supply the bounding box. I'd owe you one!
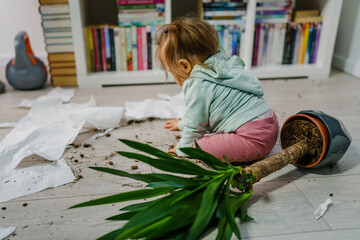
[93,127,115,139]
[0,92,123,202]
[125,92,185,121]
[0,122,17,128]
[314,198,333,220]
[0,226,16,240]
[18,87,75,108]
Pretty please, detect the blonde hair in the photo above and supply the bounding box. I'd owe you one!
[155,17,219,79]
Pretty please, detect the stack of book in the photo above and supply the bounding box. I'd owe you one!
[252,3,322,67]
[38,0,77,86]
[256,0,292,24]
[202,0,247,58]
[117,0,165,27]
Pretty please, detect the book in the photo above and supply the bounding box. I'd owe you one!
[118,8,164,14]
[49,61,76,68]
[293,10,319,18]
[252,24,260,66]
[42,19,72,28]
[125,27,133,71]
[305,24,314,64]
[300,23,310,64]
[239,26,246,59]
[117,4,165,10]
[292,24,301,64]
[42,14,70,20]
[288,24,298,64]
[204,10,246,17]
[257,24,265,66]
[48,52,75,62]
[100,28,107,72]
[50,67,76,75]
[266,24,274,65]
[293,16,322,23]
[203,2,247,8]
[131,25,138,71]
[137,27,143,70]
[39,4,70,15]
[270,23,280,65]
[118,12,163,20]
[296,23,305,64]
[87,28,94,72]
[46,44,74,53]
[52,75,77,86]
[104,26,112,71]
[146,26,152,69]
[309,25,317,64]
[45,37,73,44]
[151,25,157,69]
[312,23,322,64]
[109,27,116,71]
[39,0,68,4]
[119,27,127,71]
[277,23,286,65]
[117,0,165,4]
[141,26,148,70]
[44,31,72,38]
[232,26,239,56]
[92,28,100,72]
[113,27,122,71]
[262,24,269,66]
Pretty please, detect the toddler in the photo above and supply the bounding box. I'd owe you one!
[156,18,279,162]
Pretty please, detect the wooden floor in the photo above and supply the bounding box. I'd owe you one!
[0,68,360,240]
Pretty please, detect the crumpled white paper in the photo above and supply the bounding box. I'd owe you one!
[18,87,75,108]
[125,92,185,121]
[0,226,16,240]
[0,90,123,202]
[314,198,333,220]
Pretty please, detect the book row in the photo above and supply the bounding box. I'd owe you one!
[87,25,159,72]
[203,1,247,21]
[117,0,165,27]
[252,21,322,67]
[214,25,246,58]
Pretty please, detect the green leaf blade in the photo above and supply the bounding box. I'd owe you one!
[69,187,175,209]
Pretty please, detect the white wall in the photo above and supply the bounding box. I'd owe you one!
[332,0,360,77]
[0,0,47,66]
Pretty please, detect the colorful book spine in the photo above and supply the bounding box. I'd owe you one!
[100,28,107,72]
[151,25,158,69]
[117,0,164,4]
[252,24,260,66]
[137,27,143,70]
[305,24,314,64]
[131,26,138,71]
[109,28,116,71]
[118,3,164,10]
[312,23,322,64]
[262,24,269,66]
[141,26,148,70]
[125,27,133,71]
[232,26,238,56]
[87,28,94,72]
[146,26,152,69]
[300,23,310,64]
[92,28,100,72]
[113,27,122,71]
[119,27,127,71]
[104,26,112,71]
[297,23,305,64]
[292,24,301,64]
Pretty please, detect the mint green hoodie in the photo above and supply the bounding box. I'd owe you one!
[176,51,270,157]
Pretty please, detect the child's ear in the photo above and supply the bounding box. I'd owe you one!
[178,59,193,74]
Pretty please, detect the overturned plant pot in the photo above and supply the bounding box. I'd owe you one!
[280,110,352,168]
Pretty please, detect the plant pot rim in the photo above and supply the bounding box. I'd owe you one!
[281,113,329,168]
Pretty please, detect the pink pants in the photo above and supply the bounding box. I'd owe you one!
[196,112,279,163]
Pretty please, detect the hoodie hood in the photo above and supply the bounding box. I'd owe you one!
[190,51,264,96]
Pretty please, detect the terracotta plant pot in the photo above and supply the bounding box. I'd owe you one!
[280,110,351,168]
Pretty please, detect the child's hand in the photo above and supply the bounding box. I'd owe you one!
[164,118,179,131]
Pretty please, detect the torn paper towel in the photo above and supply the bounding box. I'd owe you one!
[0,226,16,240]
[314,198,333,220]
[18,87,75,108]
[0,122,17,128]
[0,94,123,202]
[125,92,185,121]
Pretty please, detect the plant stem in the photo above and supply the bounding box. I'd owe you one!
[243,140,308,184]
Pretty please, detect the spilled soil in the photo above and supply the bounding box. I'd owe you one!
[282,119,323,166]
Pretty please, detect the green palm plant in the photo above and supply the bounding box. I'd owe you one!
[70,139,257,240]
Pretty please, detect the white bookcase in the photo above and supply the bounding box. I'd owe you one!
[69,0,343,88]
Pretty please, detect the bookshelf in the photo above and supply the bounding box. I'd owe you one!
[69,0,343,88]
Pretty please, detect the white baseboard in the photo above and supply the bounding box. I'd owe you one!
[0,54,48,67]
[332,54,360,78]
